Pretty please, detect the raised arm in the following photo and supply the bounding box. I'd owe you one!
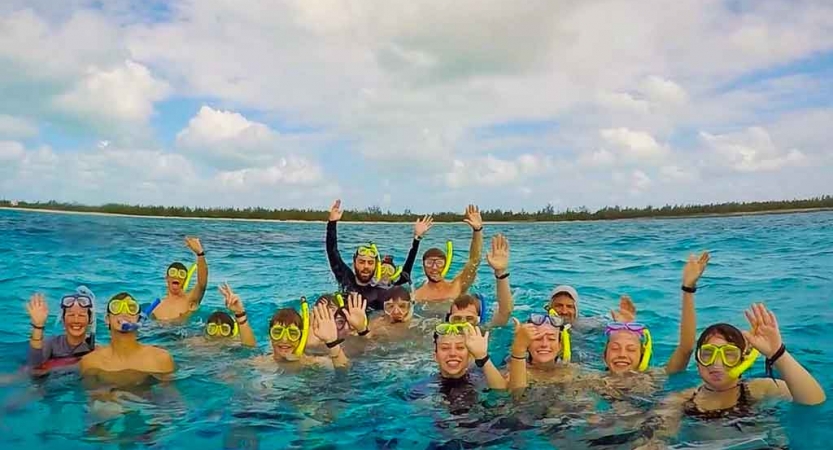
[464,326,506,390]
[185,237,208,308]
[26,294,50,368]
[453,205,483,293]
[326,200,353,284]
[219,283,256,347]
[665,252,709,375]
[396,215,433,286]
[507,318,538,391]
[744,303,826,405]
[486,234,513,327]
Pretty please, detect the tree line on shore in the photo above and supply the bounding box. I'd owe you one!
[1,196,832,222]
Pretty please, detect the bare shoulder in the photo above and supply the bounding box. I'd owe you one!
[144,345,175,373]
[79,347,105,373]
[747,377,791,400]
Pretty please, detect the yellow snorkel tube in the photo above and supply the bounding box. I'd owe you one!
[334,293,344,308]
[183,263,197,292]
[294,297,310,356]
[370,243,382,280]
[638,329,653,372]
[727,348,760,379]
[440,240,453,278]
[561,324,572,363]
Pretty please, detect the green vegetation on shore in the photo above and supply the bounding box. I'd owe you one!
[1,196,832,222]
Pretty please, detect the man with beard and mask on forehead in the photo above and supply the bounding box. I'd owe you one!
[414,204,484,302]
[153,236,209,322]
[326,200,432,310]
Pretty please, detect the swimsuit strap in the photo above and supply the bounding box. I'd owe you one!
[684,382,752,421]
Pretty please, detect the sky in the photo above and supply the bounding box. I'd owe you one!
[0,0,831,213]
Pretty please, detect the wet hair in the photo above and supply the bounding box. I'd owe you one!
[316,293,342,309]
[167,262,187,272]
[383,286,411,303]
[451,294,481,316]
[269,308,302,330]
[422,248,446,261]
[696,323,747,351]
[382,255,395,265]
[207,311,235,327]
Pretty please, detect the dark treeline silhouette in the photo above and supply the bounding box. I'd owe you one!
[1,196,832,222]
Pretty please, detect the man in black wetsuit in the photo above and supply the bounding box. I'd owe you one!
[325,199,432,310]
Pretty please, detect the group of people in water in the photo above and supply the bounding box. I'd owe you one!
[22,199,826,447]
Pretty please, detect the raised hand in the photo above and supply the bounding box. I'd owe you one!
[486,234,509,274]
[185,236,204,255]
[414,215,434,239]
[26,293,49,327]
[610,295,636,323]
[345,292,368,331]
[463,204,483,231]
[511,317,541,352]
[329,199,344,222]
[464,326,490,359]
[312,302,339,344]
[682,251,710,289]
[219,283,245,315]
[742,303,783,358]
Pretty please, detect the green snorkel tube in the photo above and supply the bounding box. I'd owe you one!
[294,297,310,356]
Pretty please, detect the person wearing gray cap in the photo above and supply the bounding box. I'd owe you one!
[548,285,580,324]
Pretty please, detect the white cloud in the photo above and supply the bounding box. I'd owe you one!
[0,140,26,163]
[600,128,668,161]
[53,60,171,126]
[0,115,38,138]
[597,92,650,114]
[578,149,616,167]
[632,170,652,193]
[643,76,688,105]
[215,157,324,189]
[444,154,550,188]
[700,126,807,173]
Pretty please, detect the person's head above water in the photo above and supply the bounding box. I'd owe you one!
[527,314,566,365]
[447,294,481,326]
[166,262,188,295]
[603,322,652,374]
[433,323,472,379]
[379,255,397,285]
[269,308,304,360]
[60,287,95,341]
[105,292,141,334]
[205,311,238,340]
[353,243,378,284]
[315,293,350,337]
[383,286,412,323]
[695,323,757,391]
[548,285,579,323]
[422,247,448,283]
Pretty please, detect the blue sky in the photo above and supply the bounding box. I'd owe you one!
[1,0,832,213]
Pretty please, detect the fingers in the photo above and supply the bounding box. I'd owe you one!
[512,317,521,329]
[699,251,710,266]
[331,199,341,210]
[483,331,490,342]
[744,307,758,330]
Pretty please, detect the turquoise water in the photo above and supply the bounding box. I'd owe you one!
[1,209,831,449]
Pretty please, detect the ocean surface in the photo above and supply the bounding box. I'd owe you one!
[1,208,831,449]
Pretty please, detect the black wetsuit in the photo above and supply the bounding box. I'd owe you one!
[325,221,421,310]
[407,372,485,416]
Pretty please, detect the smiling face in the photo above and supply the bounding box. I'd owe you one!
[549,293,577,322]
[269,308,303,360]
[528,325,561,364]
[434,334,470,377]
[604,331,642,374]
[422,248,447,282]
[62,304,90,339]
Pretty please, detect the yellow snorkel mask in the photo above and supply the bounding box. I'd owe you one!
[604,322,652,371]
[294,297,310,356]
[696,343,760,379]
[205,320,239,338]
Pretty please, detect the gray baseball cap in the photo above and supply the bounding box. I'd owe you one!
[549,285,579,316]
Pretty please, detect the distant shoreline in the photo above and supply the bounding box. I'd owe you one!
[2,205,832,224]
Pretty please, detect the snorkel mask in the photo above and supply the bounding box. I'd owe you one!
[108,295,161,333]
[696,343,760,379]
[205,318,240,338]
[355,243,382,280]
[604,322,653,372]
[534,309,572,363]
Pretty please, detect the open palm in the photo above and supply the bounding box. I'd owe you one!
[610,295,636,323]
[486,234,509,273]
[682,252,710,288]
[414,215,434,238]
[742,303,783,358]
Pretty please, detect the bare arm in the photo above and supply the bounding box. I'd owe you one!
[150,349,176,381]
[219,283,256,347]
[665,252,708,375]
[452,205,483,294]
[237,316,256,348]
[185,237,208,308]
[26,294,49,366]
[480,358,507,390]
[486,234,513,327]
[507,318,536,392]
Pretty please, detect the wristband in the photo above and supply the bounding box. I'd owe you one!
[31,323,44,330]
[765,344,787,381]
[681,285,696,293]
[473,226,483,232]
[236,317,248,326]
[495,272,510,280]
[358,328,370,336]
[197,251,205,257]
[326,338,345,349]
[475,355,490,368]
[510,353,527,360]
[234,311,247,318]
